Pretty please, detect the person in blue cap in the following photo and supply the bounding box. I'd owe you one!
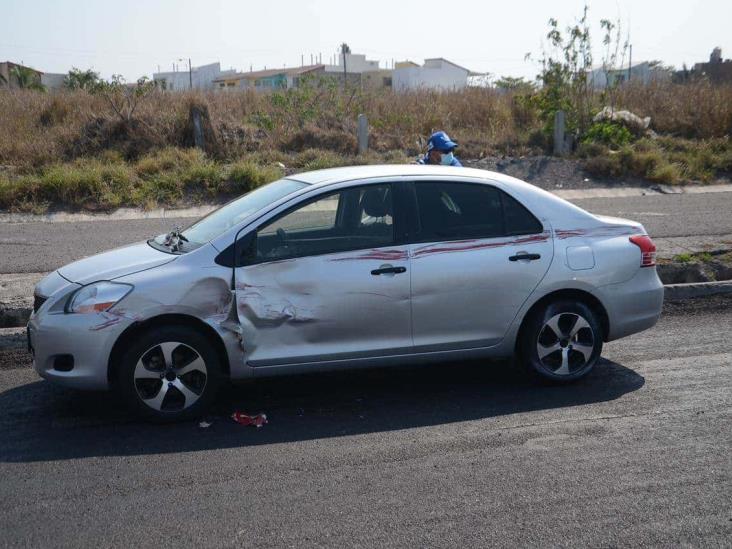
[417,131,462,167]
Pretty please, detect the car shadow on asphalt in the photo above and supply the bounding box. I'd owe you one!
[0,358,644,463]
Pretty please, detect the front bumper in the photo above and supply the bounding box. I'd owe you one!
[28,309,134,391]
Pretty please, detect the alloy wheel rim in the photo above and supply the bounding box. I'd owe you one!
[536,313,595,376]
[133,341,207,412]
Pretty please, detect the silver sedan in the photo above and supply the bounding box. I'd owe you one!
[28,165,664,420]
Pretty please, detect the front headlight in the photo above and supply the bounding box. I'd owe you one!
[66,282,133,314]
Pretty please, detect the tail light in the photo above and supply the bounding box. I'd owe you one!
[629,235,656,267]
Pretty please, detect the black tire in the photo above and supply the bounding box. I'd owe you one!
[519,300,603,383]
[113,325,223,421]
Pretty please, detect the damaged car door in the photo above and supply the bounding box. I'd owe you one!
[233,183,412,367]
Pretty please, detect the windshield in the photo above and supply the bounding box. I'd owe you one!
[180,178,308,245]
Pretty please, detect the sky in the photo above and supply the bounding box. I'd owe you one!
[2,0,730,81]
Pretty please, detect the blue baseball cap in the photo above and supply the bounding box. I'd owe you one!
[427,131,458,152]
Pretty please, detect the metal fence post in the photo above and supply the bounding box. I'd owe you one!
[553,110,566,156]
[357,114,369,155]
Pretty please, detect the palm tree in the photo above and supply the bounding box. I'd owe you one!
[10,65,46,91]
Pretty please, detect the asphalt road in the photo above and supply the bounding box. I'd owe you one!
[0,295,730,547]
[1,192,732,274]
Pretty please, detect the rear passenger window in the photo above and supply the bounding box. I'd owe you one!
[415,182,503,241]
[501,191,543,235]
[413,182,542,242]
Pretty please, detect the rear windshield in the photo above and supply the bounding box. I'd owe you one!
[180,178,308,244]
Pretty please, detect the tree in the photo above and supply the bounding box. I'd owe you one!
[65,67,100,91]
[527,5,627,138]
[9,65,46,91]
[596,17,629,111]
[91,75,155,123]
[495,76,534,92]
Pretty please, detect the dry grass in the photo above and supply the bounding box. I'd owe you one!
[616,81,732,139]
[582,136,732,184]
[2,82,730,168]
[0,81,731,210]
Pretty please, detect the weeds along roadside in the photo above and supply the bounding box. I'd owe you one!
[0,81,731,212]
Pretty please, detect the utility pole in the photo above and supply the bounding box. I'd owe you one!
[188,58,193,89]
[340,43,350,89]
[628,44,632,83]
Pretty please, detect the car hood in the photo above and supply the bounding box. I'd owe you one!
[58,241,177,284]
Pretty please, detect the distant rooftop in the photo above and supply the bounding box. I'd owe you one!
[213,64,324,82]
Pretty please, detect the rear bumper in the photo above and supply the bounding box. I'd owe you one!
[599,267,664,341]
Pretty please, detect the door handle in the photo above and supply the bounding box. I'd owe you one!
[509,252,541,262]
[371,265,407,275]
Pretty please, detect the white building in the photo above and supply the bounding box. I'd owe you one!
[392,58,470,91]
[323,52,380,75]
[588,62,671,89]
[153,62,236,91]
[40,72,66,90]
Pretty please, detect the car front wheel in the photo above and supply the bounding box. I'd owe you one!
[520,300,603,382]
[114,325,223,421]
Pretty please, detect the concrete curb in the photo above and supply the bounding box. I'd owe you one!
[663,280,732,300]
[1,281,730,331]
[0,205,216,224]
[0,327,27,350]
[0,305,32,329]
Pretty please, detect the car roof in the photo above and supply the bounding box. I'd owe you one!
[287,164,508,186]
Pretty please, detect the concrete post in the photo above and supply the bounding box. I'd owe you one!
[191,106,205,150]
[357,114,369,155]
[553,110,566,156]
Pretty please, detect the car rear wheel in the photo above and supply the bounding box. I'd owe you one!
[114,325,223,421]
[520,300,603,382]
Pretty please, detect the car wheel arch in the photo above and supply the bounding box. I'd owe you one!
[107,313,231,385]
[514,288,610,357]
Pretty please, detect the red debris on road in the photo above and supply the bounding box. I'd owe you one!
[231,411,268,428]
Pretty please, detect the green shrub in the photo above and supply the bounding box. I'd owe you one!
[292,149,351,171]
[135,147,205,176]
[584,154,622,178]
[133,173,184,207]
[648,161,681,184]
[582,121,634,149]
[576,141,608,158]
[225,162,284,194]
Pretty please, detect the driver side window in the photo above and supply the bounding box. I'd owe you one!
[244,184,394,264]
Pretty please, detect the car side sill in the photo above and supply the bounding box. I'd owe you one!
[248,343,507,378]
